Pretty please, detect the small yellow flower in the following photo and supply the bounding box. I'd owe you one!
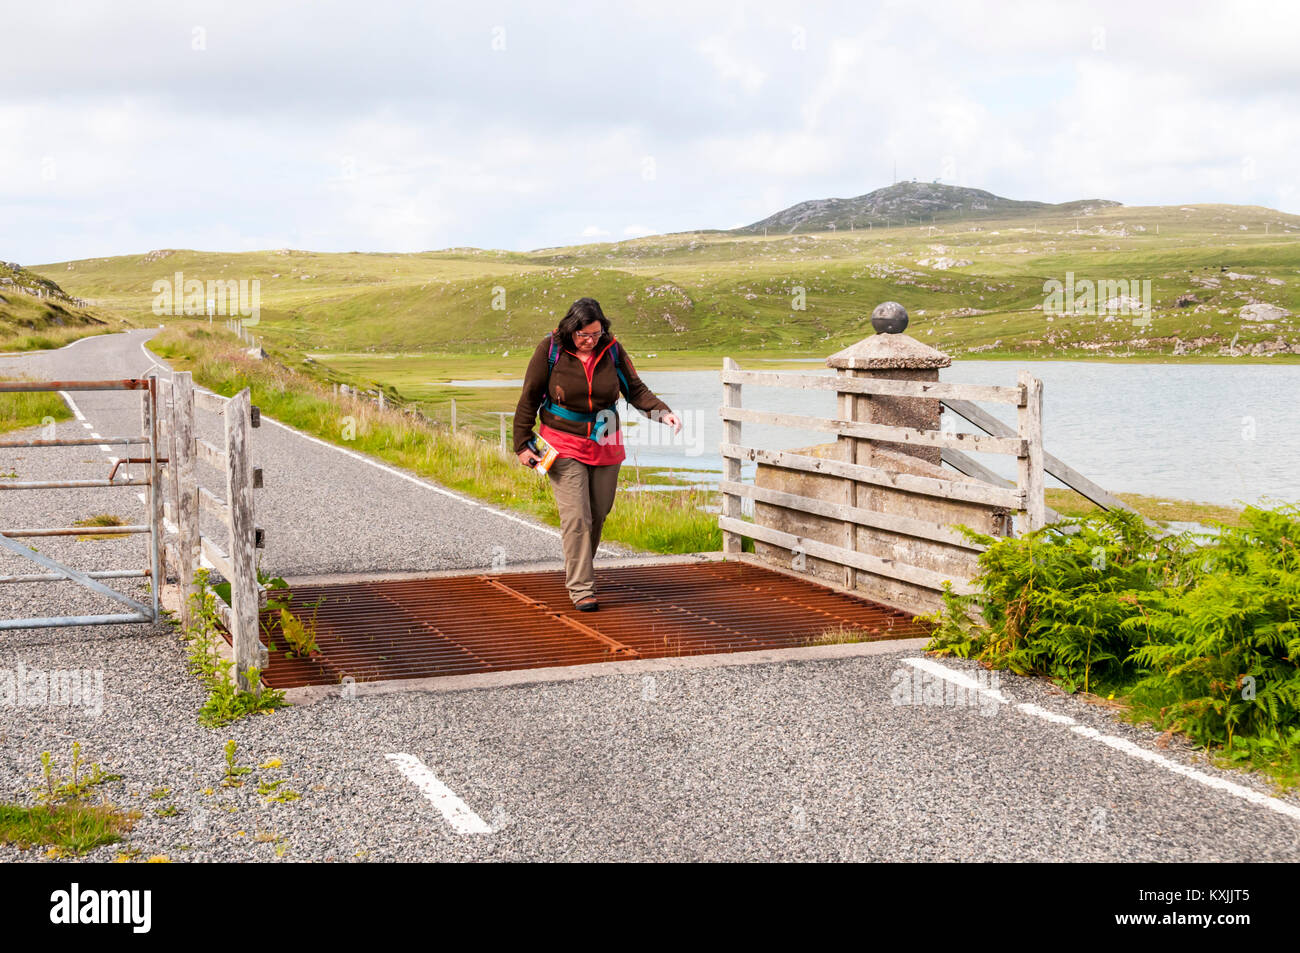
[146,855,171,863]
[259,758,282,770]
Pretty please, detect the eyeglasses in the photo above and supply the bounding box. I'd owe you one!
[572,331,602,340]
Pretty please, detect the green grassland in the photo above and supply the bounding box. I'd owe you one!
[34,201,1300,367]
[0,262,124,352]
[26,199,1300,441]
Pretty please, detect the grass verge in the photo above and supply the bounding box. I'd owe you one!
[0,381,73,435]
[1046,489,1245,527]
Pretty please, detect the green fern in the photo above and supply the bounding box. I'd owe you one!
[926,503,1300,785]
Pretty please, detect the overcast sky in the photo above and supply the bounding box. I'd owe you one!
[3,0,1297,264]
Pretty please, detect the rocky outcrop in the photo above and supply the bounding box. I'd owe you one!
[733,182,1120,234]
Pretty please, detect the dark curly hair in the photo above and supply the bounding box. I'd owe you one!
[555,297,611,348]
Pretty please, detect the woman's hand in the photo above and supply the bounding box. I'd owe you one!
[517,448,541,467]
[661,412,683,434]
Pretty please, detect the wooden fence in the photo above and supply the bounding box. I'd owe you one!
[152,371,267,691]
[718,360,1044,606]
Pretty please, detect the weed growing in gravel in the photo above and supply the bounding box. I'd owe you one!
[807,625,884,646]
[252,755,301,803]
[0,743,137,857]
[222,740,252,788]
[36,742,123,804]
[185,569,287,726]
[72,512,131,541]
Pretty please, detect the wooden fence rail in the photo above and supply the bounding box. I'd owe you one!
[718,361,1047,603]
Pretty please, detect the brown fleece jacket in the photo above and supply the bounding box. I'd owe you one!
[513,332,672,454]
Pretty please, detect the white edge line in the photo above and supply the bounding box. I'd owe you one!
[902,657,1300,824]
[138,336,612,552]
[384,753,493,834]
[57,390,85,421]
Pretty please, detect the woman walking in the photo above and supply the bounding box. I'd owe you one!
[514,298,680,612]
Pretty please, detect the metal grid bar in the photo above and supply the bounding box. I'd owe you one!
[0,380,152,392]
[2,525,150,537]
[0,569,150,584]
[0,530,153,617]
[0,613,154,630]
[0,436,148,449]
[0,478,152,490]
[236,561,930,689]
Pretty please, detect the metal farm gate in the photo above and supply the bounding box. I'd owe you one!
[0,379,164,629]
[0,374,268,690]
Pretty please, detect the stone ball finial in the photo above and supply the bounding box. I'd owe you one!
[871,301,908,334]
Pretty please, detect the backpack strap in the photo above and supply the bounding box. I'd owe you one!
[608,340,631,398]
[540,332,561,413]
[540,333,629,441]
[546,331,561,376]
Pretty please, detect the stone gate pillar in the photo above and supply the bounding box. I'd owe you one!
[826,300,950,469]
[826,301,952,588]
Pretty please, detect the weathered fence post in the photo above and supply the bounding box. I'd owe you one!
[1017,369,1046,531]
[172,372,199,628]
[225,389,260,692]
[163,380,181,567]
[145,378,164,619]
[827,303,951,588]
[721,357,742,554]
[492,412,512,453]
[450,398,457,432]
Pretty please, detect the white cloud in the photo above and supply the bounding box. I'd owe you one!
[697,35,767,93]
[1,0,1297,263]
[623,224,655,237]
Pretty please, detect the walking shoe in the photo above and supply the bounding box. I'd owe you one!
[575,596,599,612]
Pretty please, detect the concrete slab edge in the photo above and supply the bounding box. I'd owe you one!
[281,635,931,705]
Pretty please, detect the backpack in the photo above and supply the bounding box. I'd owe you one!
[541,331,632,442]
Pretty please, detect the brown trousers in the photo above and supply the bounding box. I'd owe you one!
[547,456,620,603]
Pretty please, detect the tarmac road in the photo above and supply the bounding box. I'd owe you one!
[1,331,1297,863]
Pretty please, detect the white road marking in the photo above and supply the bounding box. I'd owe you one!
[58,391,87,421]
[1015,702,1078,725]
[137,336,611,553]
[384,753,493,834]
[903,657,1300,824]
